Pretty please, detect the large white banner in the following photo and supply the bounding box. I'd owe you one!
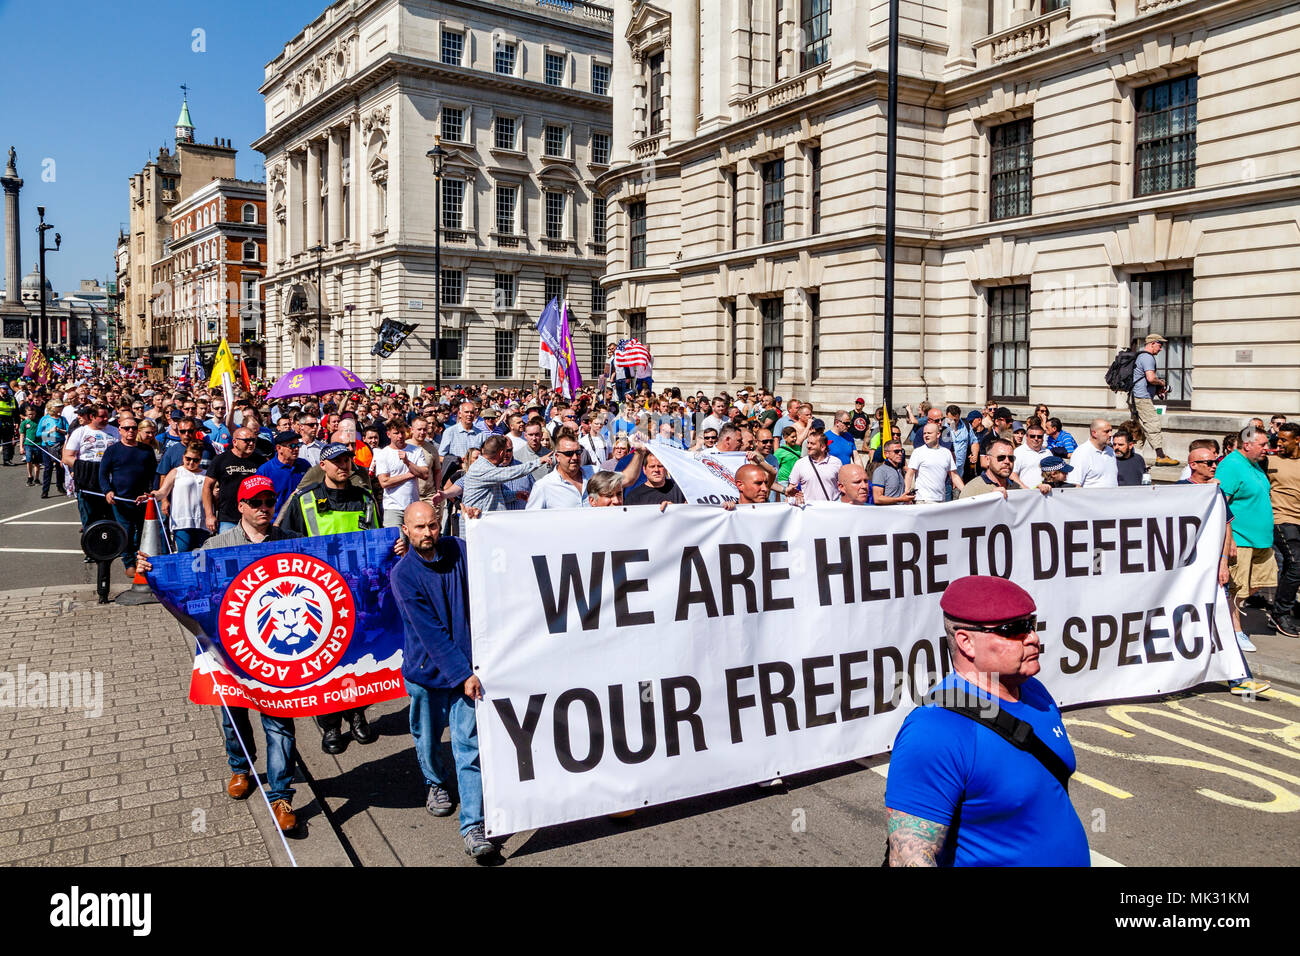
[466,485,1243,836]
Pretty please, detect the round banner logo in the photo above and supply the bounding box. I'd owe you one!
[700,455,739,491]
[218,553,357,688]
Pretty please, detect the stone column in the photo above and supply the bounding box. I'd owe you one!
[611,0,635,165]
[698,0,731,133]
[327,129,343,245]
[1068,0,1116,35]
[670,0,700,144]
[1,150,21,307]
[305,142,321,250]
[826,0,871,85]
[1010,0,1035,26]
[287,151,301,255]
[350,113,362,242]
[947,0,989,71]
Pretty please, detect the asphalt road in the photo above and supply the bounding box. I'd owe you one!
[0,454,98,590]
[293,676,1300,868]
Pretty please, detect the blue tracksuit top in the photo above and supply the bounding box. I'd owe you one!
[391,535,474,690]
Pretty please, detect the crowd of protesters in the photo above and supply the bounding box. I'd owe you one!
[3,364,1295,858]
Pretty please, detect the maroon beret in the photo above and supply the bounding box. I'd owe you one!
[939,575,1036,625]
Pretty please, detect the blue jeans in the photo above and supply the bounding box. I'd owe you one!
[41,445,64,494]
[221,707,297,802]
[219,520,238,533]
[173,528,209,552]
[78,490,110,531]
[408,682,483,835]
[111,501,145,571]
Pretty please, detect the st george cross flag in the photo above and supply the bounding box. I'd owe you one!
[146,528,409,717]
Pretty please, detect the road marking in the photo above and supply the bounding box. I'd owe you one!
[0,548,84,554]
[3,521,82,525]
[1090,849,1124,867]
[1072,771,1133,799]
[0,499,76,524]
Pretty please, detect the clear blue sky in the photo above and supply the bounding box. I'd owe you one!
[0,0,325,293]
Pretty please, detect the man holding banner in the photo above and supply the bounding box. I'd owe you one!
[392,501,495,859]
[138,475,303,833]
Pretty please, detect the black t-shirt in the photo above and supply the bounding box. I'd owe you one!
[1115,451,1148,487]
[848,411,870,441]
[210,450,268,523]
[624,478,687,506]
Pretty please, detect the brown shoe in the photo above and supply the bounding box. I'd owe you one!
[227,772,253,800]
[271,798,297,832]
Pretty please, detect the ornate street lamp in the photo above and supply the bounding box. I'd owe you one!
[36,206,61,351]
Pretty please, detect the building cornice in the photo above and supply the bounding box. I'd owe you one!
[253,51,609,153]
[632,173,1300,278]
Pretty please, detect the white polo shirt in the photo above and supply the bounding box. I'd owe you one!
[1067,442,1118,487]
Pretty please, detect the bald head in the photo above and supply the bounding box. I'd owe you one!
[735,463,770,504]
[402,501,440,554]
[838,464,871,505]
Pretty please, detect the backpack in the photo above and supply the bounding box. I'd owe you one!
[1105,348,1139,393]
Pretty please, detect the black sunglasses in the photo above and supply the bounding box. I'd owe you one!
[957,615,1037,639]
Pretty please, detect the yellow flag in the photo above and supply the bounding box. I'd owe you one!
[208,338,237,389]
[881,403,893,443]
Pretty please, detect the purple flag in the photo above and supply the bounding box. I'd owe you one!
[558,302,583,398]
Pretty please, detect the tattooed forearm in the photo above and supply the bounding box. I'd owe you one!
[886,808,949,867]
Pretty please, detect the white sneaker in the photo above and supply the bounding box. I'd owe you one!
[1236,631,1258,653]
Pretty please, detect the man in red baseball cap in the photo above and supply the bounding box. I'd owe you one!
[883,574,1089,867]
[137,474,304,832]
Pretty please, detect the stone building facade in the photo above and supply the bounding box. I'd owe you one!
[254,0,615,384]
[599,0,1300,453]
[123,98,238,363]
[150,180,269,374]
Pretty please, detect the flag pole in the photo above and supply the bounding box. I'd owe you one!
[882,0,899,420]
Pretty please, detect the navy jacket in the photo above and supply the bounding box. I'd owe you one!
[391,536,473,689]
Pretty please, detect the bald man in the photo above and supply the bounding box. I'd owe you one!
[1066,418,1118,488]
[837,463,873,505]
[735,463,771,505]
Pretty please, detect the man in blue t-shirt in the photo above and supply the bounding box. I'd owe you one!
[256,431,311,517]
[884,575,1090,867]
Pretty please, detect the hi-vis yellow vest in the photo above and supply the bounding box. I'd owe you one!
[296,488,378,536]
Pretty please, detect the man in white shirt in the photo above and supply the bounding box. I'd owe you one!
[905,422,965,503]
[373,420,431,526]
[1067,419,1119,488]
[528,432,647,510]
[700,396,730,436]
[787,431,844,503]
[1012,422,1051,489]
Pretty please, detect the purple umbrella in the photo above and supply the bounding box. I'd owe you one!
[267,364,367,399]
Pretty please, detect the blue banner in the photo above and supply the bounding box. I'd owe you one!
[147,528,409,717]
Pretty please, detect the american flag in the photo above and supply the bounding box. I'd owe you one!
[613,338,651,369]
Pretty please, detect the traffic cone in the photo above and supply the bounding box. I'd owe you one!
[116,498,162,606]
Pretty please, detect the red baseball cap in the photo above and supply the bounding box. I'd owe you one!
[238,475,276,502]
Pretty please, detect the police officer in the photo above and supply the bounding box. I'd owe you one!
[0,384,18,466]
[280,441,403,754]
[883,575,1089,866]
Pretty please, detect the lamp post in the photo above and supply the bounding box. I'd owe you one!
[426,140,446,393]
[308,242,325,364]
[36,206,60,351]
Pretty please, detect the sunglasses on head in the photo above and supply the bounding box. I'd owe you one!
[958,615,1037,639]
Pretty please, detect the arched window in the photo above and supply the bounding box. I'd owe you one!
[243,203,257,223]
[243,240,258,261]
